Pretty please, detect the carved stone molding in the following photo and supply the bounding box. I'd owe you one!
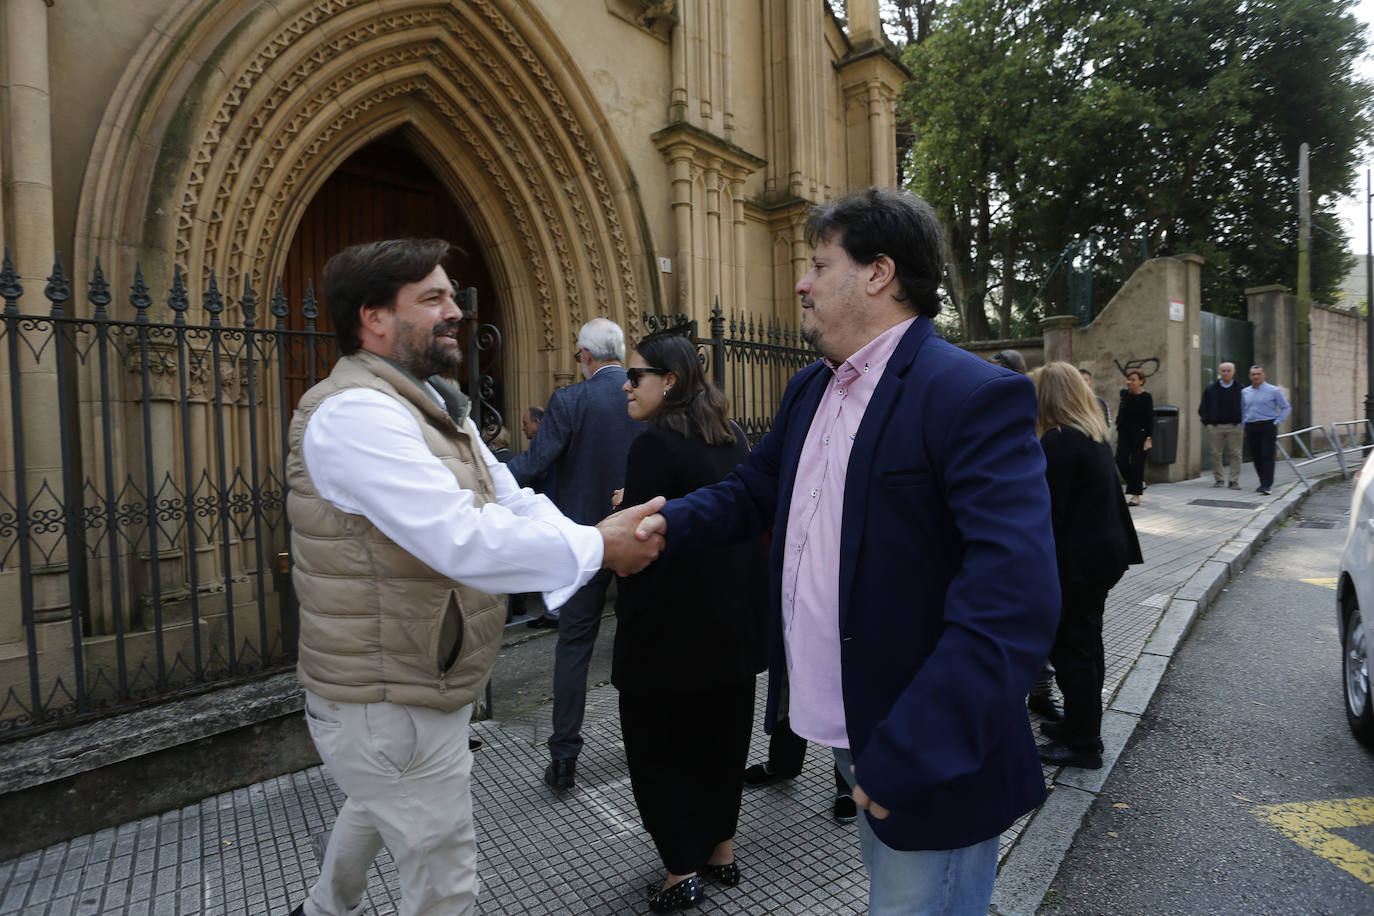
[165,0,644,346]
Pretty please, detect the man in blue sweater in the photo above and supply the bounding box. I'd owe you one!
[1198,361,1244,489]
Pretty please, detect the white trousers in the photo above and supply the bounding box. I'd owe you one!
[303,690,477,916]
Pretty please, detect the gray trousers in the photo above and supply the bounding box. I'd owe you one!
[1208,423,1243,483]
[548,568,613,761]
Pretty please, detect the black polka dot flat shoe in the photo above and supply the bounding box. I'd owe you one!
[703,861,740,887]
[647,874,704,913]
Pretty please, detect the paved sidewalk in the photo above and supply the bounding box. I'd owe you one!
[0,457,1350,916]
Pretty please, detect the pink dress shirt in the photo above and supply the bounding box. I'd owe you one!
[781,317,916,747]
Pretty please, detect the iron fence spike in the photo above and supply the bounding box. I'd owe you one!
[129,263,152,322]
[45,252,71,316]
[240,275,257,328]
[89,257,112,319]
[303,278,318,323]
[0,247,22,309]
[270,278,288,328]
[169,265,189,324]
[205,269,224,325]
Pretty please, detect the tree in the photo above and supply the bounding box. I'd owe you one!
[899,0,1373,336]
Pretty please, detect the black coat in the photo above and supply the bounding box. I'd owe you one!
[1116,389,1153,445]
[612,424,768,695]
[1042,426,1143,586]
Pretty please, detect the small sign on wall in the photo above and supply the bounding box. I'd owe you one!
[1169,297,1185,322]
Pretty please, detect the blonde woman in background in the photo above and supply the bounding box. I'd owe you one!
[1031,363,1143,770]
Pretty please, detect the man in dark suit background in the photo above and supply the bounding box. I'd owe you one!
[631,188,1059,913]
[506,318,644,791]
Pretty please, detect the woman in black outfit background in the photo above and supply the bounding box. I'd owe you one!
[1115,368,1153,506]
[1033,362,1143,769]
[613,331,767,913]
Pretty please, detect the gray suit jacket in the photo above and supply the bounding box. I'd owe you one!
[506,365,644,526]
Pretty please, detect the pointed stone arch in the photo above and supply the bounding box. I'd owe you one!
[74,0,657,365]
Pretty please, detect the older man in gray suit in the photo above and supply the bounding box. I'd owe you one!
[506,317,644,790]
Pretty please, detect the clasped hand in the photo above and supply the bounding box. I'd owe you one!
[597,496,667,575]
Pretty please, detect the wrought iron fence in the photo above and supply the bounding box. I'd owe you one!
[0,250,500,740]
[644,300,817,445]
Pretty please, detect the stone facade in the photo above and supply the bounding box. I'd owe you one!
[0,0,903,786]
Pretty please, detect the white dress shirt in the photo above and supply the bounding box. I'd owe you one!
[301,385,603,610]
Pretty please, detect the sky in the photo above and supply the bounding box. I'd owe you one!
[1335,0,1374,252]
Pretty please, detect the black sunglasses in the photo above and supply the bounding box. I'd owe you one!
[625,367,669,388]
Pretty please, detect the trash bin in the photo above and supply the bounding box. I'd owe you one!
[1149,405,1179,464]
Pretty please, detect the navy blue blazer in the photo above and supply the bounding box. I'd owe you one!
[660,317,1060,851]
[506,365,644,526]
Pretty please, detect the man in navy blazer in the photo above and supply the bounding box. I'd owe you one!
[632,189,1059,913]
[506,318,644,791]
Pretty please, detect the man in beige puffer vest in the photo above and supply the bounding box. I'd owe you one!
[285,239,665,916]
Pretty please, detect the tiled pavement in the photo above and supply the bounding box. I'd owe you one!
[0,457,1349,915]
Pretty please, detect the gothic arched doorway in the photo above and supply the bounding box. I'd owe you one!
[279,131,506,432]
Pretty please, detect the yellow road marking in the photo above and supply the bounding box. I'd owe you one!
[1301,577,1339,590]
[1254,798,1374,886]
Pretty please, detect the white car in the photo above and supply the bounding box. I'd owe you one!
[1338,452,1374,747]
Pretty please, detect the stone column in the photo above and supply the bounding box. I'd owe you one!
[2,0,55,279]
[0,0,70,706]
[1246,284,1297,432]
[704,158,722,318]
[1179,254,1205,477]
[1040,315,1076,364]
[731,178,747,313]
[847,0,884,47]
[668,151,694,311]
[669,7,688,122]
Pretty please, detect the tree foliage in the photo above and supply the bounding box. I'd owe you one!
[896,0,1373,337]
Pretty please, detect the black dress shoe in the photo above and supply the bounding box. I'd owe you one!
[1027,692,1064,722]
[832,793,858,824]
[526,614,559,629]
[742,762,790,787]
[1039,721,1104,752]
[703,860,741,886]
[469,737,483,752]
[1038,740,1103,770]
[648,875,704,913]
[544,758,575,790]
[288,906,304,916]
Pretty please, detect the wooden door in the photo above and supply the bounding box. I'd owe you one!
[278,136,499,406]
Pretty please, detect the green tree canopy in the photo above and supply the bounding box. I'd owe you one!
[897,0,1373,337]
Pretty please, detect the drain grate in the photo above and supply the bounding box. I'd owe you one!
[1188,498,1257,509]
[1298,518,1342,529]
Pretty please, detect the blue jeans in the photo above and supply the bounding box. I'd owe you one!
[833,747,998,916]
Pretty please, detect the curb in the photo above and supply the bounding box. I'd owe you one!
[989,471,1344,916]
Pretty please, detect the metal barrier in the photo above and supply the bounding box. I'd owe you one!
[1277,424,1349,491]
[1330,419,1374,472]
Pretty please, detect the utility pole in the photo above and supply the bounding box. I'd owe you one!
[1296,143,1311,433]
[1366,169,1373,444]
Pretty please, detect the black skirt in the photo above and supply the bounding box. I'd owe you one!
[619,681,755,875]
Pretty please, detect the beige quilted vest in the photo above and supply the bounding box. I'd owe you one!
[286,350,506,711]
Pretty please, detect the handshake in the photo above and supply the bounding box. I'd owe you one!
[596,496,670,575]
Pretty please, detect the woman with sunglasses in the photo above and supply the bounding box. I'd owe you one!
[612,331,767,913]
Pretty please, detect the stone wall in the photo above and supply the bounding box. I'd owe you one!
[1071,256,1205,481]
[1310,302,1368,429]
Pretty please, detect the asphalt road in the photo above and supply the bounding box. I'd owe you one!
[1041,479,1374,916]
